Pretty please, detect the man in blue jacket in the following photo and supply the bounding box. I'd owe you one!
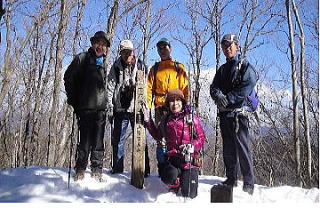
[210,33,257,195]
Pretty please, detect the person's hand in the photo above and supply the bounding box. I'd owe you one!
[215,93,228,108]
[179,144,194,154]
[142,103,150,122]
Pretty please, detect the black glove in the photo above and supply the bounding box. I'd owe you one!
[215,94,228,108]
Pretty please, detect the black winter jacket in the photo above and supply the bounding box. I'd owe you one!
[64,48,107,111]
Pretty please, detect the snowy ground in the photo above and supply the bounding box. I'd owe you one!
[0,166,318,206]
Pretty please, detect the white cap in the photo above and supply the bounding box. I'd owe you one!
[119,39,134,51]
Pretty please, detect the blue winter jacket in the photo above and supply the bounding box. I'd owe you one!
[210,55,257,115]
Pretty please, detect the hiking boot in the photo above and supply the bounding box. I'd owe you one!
[111,168,123,174]
[74,169,85,181]
[243,184,254,195]
[168,177,180,189]
[91,172,102,181]
[221,178,237,187]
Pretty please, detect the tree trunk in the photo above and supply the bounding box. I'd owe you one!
[142,0,151,65]
[292,0,311,186]
[72,0,86,57]
[285,0,301,186]
[105,0,148,65]
[0,0,35,107]
[0,0,5,43]
[48,0,69,166]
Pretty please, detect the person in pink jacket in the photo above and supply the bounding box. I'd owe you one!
[143,89,206,198]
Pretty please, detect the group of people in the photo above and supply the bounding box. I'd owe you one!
[64,30,257,198]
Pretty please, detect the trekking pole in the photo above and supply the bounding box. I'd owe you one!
[186,65,195,200]
[68,111,76,189]
[110,119,113,169]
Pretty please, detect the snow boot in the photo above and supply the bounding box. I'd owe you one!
[243,184,254,195]
[91,172,103,182]
[74,169,85,181]
[168,177,180,194]
[221,178,237,187]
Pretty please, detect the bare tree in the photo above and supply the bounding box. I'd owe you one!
[285,0,301,186]
[0,0,36,107]
[174,0,212,112]
[47,0,72,166]
[201,0,233,176]
[0,0,5,43]
[237,0,280,57]
[105,0,148,64]
[137,0,175,65]
[72,0,86,57]
[291,0,311,187]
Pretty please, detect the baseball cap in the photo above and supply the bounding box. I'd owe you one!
[156,38,171,47]
[119,39,134,51]
[90,31,110,47]
[221,34,238,44]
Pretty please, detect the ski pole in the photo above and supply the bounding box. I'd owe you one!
[68,111,76,189]
[110,118,113,169]
[186,65,194,200]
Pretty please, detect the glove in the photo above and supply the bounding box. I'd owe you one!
[179,144,194,154]
[142,103,150,122]
[215,93,228,108]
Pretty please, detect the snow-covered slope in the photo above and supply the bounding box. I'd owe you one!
[0,166,318,203]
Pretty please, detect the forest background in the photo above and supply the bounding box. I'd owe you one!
[0,0,318,188]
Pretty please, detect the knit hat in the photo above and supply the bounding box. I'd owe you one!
[90,31,110,47]
[221,33,238,44]
[119,39,134,51]
[165,89,186,106]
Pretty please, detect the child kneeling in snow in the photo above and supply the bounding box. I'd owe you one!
[143,89,206,198]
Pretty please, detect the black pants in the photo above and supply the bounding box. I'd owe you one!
[75,110,106,173]
[160,157,199,198]
[112,112,150,174]
[220,114,254,186]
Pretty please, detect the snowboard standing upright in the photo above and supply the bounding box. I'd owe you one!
[131,67,146,189]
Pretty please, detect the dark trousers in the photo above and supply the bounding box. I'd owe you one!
[160,157,199,198]
[112,112,150,174]
[75,110,106,173]
[220,114,254,186]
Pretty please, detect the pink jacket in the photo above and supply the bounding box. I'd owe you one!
[145,109,206,169]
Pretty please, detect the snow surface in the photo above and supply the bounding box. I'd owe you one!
[0,166,318,207]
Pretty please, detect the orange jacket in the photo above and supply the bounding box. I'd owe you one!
[147,59,189,108]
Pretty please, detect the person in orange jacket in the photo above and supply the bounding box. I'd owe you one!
[147,38,189,126]
[147,38,189,176]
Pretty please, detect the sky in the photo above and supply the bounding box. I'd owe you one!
[78,0,318,88]
[0,166,318,204]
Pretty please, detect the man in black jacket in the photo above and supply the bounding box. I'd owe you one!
[64,31,110,181]
[210,34,257,195]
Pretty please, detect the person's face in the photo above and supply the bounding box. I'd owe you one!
[92,38,109,57]
[169,98,183,113]
[157,43,171,60]
[120,49,134,65]
[221,41,239,58]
